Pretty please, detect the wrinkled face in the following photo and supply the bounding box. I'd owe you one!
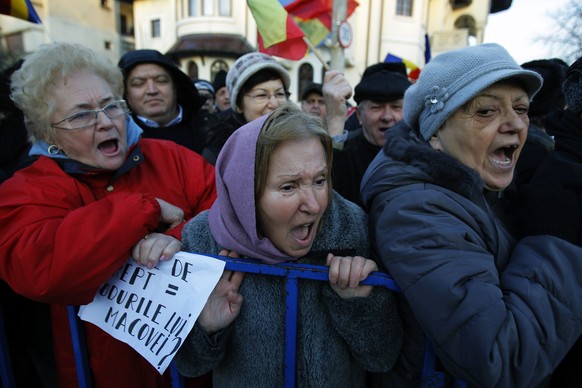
[215,86,230,111]
[240,79,287,123]
[301,92,326,119]
[357,99,404,146]
[50,71,128,170]
[125,63,178,126]
[429,83,530,191]
[257,138,329,258]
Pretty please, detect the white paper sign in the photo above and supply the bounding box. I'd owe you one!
[78,252,225,374]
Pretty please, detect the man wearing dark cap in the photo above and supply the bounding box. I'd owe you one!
[513,58,568,186]
[527,55,582,388]
[300,82,326,119]
[118,49,206,154]
[332,65,411,208]
[212,69,230,112]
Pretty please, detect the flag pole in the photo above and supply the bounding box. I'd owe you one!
[303,37,330,71]
[330,0,347,71]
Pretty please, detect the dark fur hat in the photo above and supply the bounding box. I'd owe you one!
[521,58,568,117]
[562,56,582,115]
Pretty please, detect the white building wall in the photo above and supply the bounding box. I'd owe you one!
[1,0,493,102]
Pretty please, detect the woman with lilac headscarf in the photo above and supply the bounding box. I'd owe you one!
[174,104,402,387]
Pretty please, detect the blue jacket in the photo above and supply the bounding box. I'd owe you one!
[361,122,582,388]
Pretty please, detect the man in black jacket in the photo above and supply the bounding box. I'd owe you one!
[118,49,206,154]
[332,63,411,208]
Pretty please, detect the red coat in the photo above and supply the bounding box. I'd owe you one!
[0,138,216,387]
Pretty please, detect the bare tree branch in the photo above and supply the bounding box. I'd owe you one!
[537,0,582,63]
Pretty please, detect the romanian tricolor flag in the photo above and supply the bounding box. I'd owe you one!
[247,0,308,60]
[248,0,359,60]
[0,0,42,23]
[283,0,359,49]
[385,53,421,81]
[384,34,431,80]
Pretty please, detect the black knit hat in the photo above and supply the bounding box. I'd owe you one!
[118,49,202,113]
[213,70,227,91]
[563,56,582,115]
[354,70,411,104]
[521,58,568,117]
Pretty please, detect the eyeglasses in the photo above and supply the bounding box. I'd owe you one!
[51,100,130,130]
[244,91,290,104]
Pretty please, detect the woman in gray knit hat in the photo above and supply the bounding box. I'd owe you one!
[201,52,291,165]
[361,43,582,387]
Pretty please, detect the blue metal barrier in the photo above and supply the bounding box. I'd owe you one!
[219,256,401,388]
[2,256,465,388]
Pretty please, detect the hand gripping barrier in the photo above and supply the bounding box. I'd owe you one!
[0,256,467,388]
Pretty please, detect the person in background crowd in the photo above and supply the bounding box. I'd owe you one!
[201,52,291,165]
[528,55,582,388]
[332,64,411,208]
[213,69,230,112]
[194,79,217,114]
[300,82,326,119]
[0,58,31,181]
[194,78,219,145]
[513,58,568,186]
[361,43,582,387]
[0,55,57,388]
[174,104,402,387]
[118,49,206,154]
[0,42,217,388]
[343,62,409,133]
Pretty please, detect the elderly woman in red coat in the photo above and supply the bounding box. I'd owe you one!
[0,42,216,387]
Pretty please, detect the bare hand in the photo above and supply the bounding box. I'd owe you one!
[326,253,376,299]
[156,198,185,231]
[323,70,352,137]
[198,269,245,335]
[132,233,182,269]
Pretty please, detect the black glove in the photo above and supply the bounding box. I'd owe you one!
[512,183,580,244]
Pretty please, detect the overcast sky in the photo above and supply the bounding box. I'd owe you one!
[483,0,569,65]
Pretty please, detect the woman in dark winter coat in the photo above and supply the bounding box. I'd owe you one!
[360,43,582,387]
[0,42,217,388]
[175,104,402,387]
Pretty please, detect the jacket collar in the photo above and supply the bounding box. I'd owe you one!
[383,121,484,199]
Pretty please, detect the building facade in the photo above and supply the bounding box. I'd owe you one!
[0,0,511,104]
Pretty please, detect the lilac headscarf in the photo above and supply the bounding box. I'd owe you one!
[208,114,295,264]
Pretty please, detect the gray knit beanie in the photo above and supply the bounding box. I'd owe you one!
[404,43,543,140]
[226,52,291,110]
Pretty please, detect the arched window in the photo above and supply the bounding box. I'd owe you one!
[454,14,477,45]
[298,63,314,102]
[210,60,229,83]
[188,61,199,80]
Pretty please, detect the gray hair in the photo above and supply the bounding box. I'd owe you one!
[10,42,124,143]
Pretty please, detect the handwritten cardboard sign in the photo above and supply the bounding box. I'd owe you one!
[78,252,225,374]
